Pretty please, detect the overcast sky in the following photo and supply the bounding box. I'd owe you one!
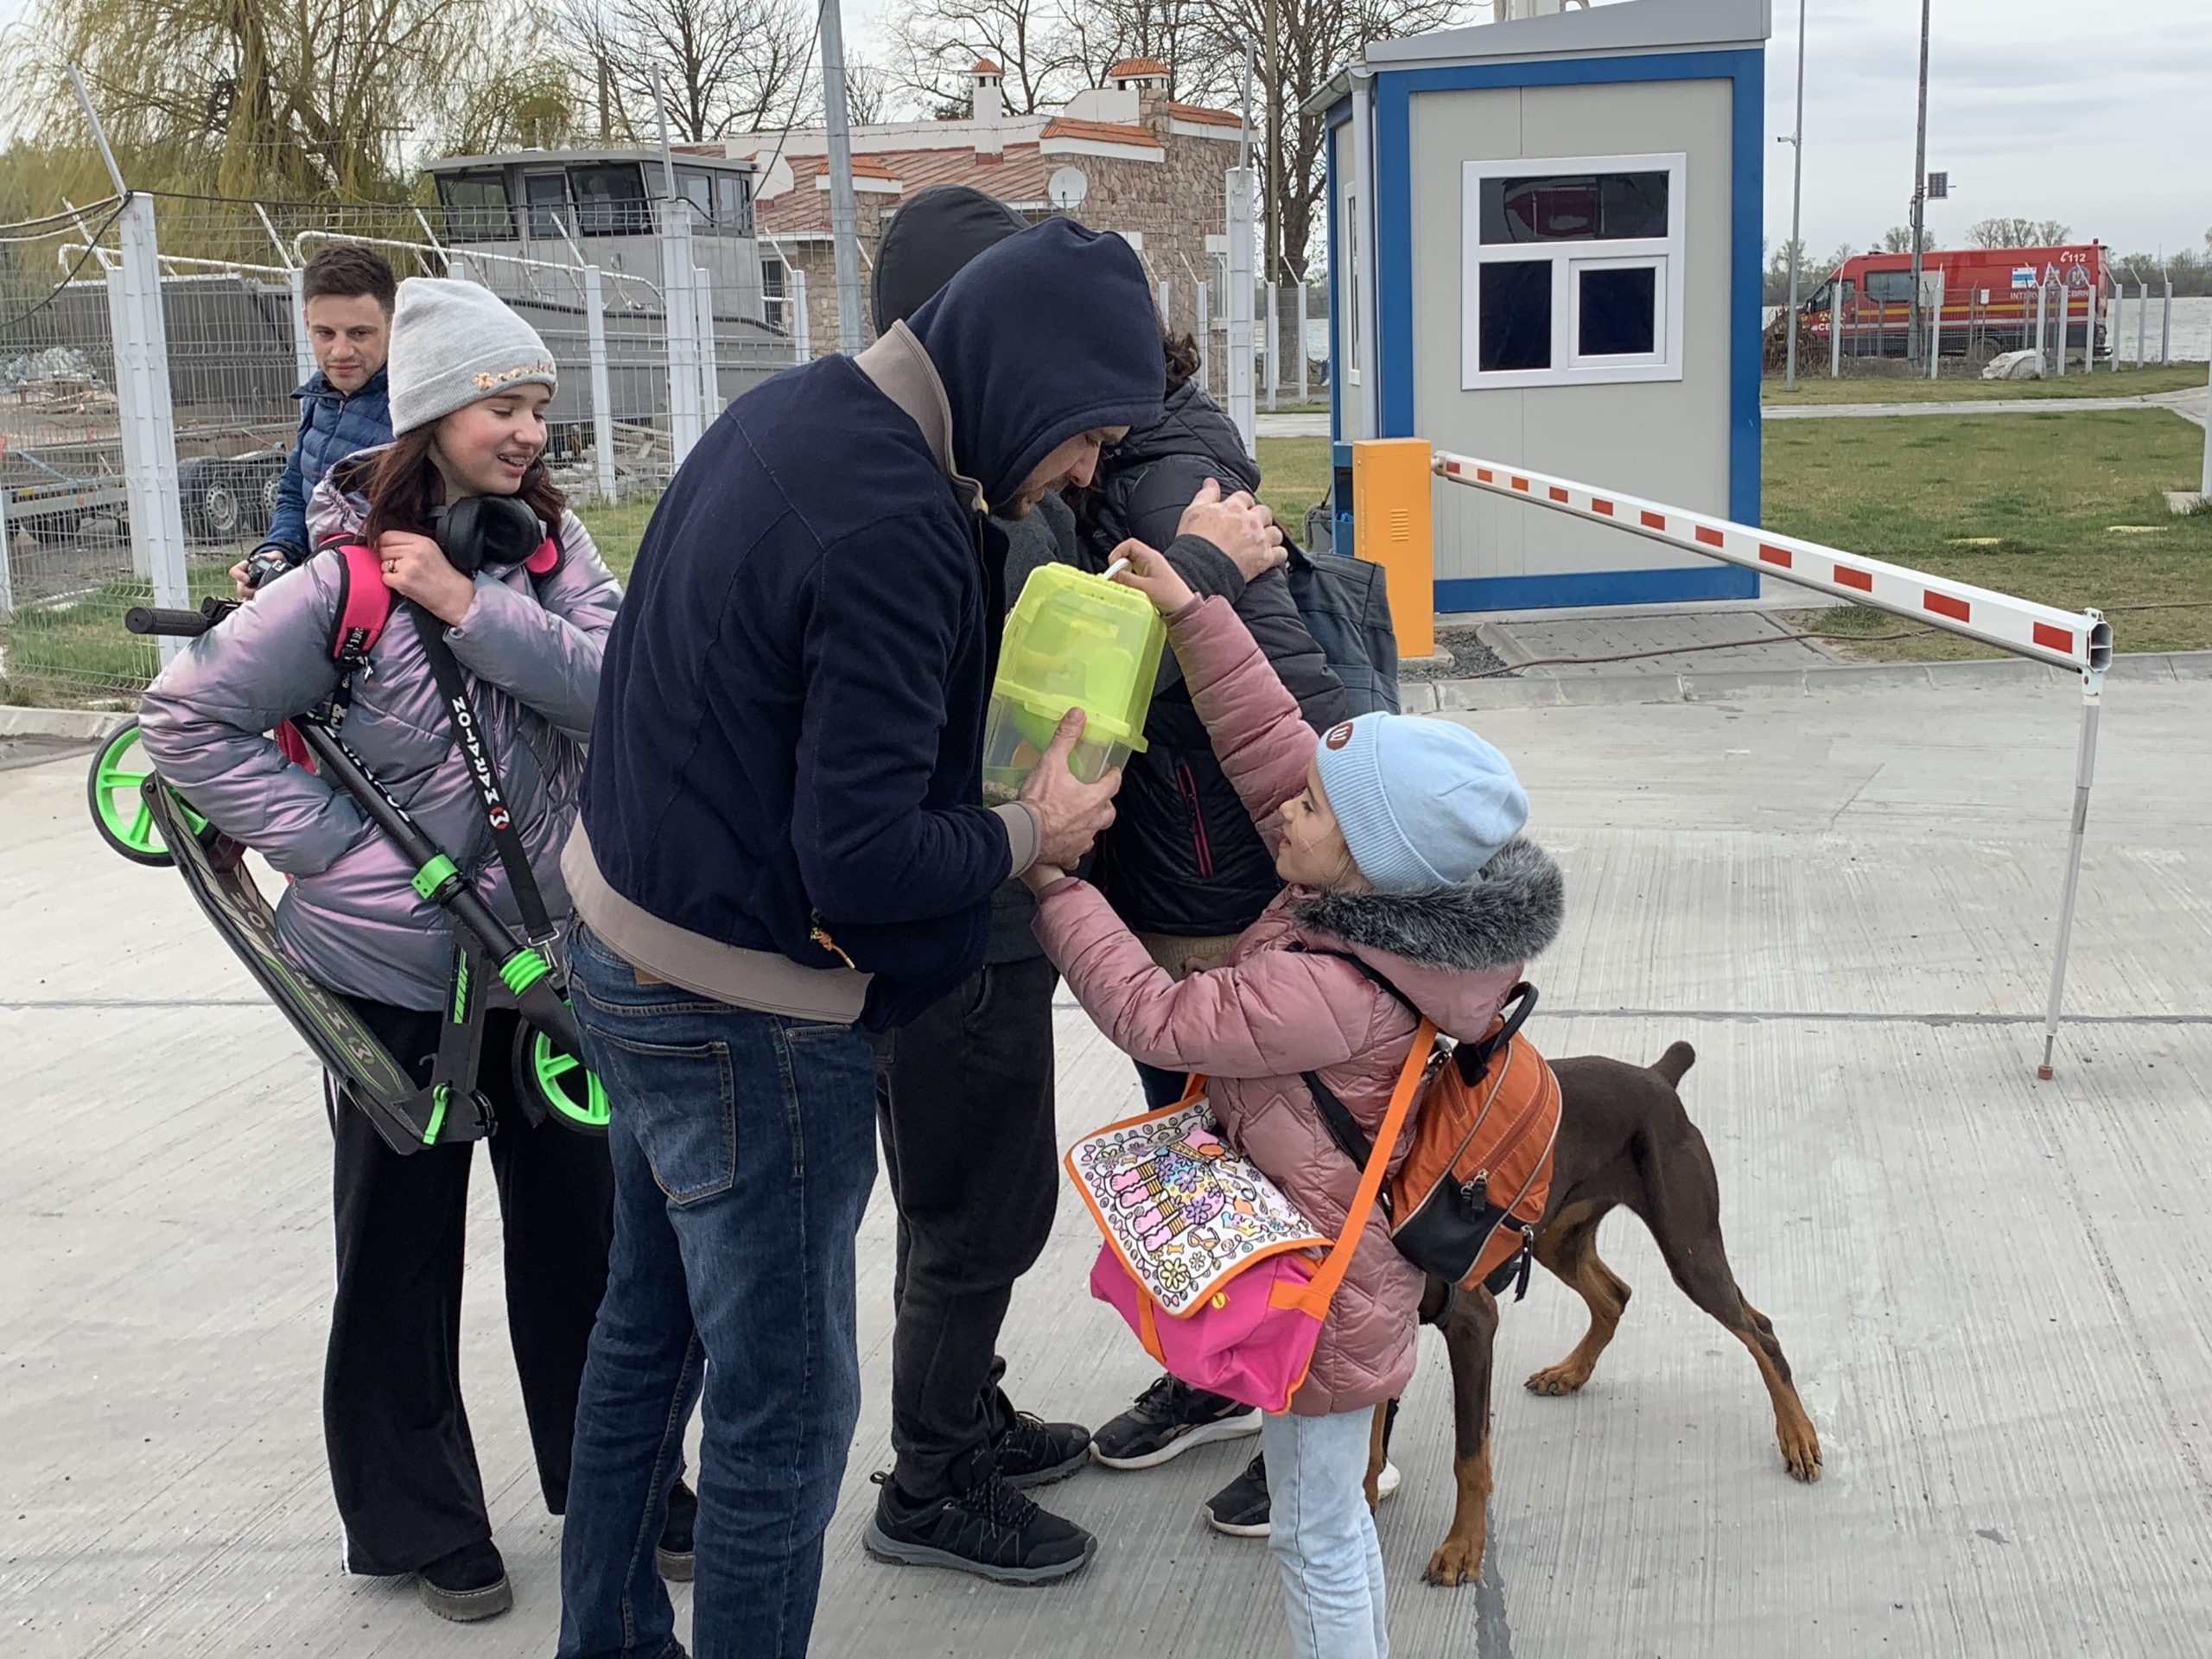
[3,0,2203,259]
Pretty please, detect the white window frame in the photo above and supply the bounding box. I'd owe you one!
[1459,151,1686,391]
[1344,185,1363,385]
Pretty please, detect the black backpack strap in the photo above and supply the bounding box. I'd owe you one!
[1455,982,1537,1084]
[408,607,558,951]
[1303,1066,1375,1170]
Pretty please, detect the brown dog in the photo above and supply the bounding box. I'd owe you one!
[1383,1040,1822,1586]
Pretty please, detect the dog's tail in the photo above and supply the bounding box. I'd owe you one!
[1649,1041,1696,1088]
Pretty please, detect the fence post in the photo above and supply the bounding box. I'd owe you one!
[582,264,618,506]
[1264,283,1279,411]
[2160,280,2172,365]
[1195,279,1211,396]
[2054,282,2068,377]
[1829,292,1842,377]
[288,266,316,384]
[0,471,13,620]
[791,266,811,362]
[1295,280,1308,404]
[106,194,191,652]
[657,204,702,464]
[694,267,719,424]
[2202,354,2211,498]
[1927,270,1942,379]
[2034,283,2050,371]
[2135,281,2148,367]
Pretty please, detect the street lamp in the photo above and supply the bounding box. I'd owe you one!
[1777,0,1807,389]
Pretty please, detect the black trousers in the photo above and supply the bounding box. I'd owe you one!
[326,998,614,1576]
[875,955,1061,1500]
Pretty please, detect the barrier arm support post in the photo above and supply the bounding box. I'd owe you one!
[2038,665,2104,1080]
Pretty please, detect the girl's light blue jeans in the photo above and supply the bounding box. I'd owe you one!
[1262,1406,1389,1659]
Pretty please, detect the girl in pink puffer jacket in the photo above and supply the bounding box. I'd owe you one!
[1023,542,1562,1659]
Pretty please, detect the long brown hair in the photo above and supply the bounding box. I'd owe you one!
[359,425,567,543]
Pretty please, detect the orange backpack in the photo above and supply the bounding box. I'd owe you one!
[1302,963,1560,1300]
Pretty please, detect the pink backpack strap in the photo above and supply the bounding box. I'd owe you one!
[329,542,395,664]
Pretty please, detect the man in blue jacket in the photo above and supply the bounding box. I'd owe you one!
[556,219,1163,1659]
[229,245,393,592]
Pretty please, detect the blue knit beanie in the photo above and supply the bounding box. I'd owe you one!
[1311,715,1529,893]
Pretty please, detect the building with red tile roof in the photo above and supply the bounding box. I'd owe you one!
[721,61,1249,350]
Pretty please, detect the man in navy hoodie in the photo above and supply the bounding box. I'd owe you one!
[556,220,1163,1659]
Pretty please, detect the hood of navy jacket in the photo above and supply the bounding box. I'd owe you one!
[907,217,1165,509]
[872,184,1030,334]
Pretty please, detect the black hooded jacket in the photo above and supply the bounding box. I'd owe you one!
[581,219,1163,1027]
[1079,378,1348,938]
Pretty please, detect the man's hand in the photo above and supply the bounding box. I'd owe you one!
[1019,709,1121,872]
[377,531,478,626]
[1178,478,1286,581]
[228,559,256,601]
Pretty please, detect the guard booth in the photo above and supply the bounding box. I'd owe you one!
[1318,0,1769,614]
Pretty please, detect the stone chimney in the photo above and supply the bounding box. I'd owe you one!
[1107,57,1173,132]
[971,60,1004,158]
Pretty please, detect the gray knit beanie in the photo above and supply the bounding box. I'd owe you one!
[386,277,558,436]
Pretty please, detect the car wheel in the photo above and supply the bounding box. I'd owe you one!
[186,469,245,543]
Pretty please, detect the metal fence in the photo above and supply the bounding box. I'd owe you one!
[0,190,803,707]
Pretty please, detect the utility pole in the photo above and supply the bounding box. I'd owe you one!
[1781,0,1807,389]
[1907,0,1930,365]
[1264,0,1282,350]
[819,0,866,353]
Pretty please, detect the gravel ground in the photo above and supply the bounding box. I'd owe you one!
[1398,624,1512,682]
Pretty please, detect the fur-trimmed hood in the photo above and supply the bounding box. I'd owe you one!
[1290,836,1563,1040]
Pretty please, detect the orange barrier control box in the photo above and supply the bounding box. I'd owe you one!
[1351,438,1434,659]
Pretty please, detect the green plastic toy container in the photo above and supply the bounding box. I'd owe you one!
[982,563,1166,804]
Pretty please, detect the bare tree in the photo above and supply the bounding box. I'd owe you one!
[1967,215,2073,249]
[1171,0,1471,283]
[887,0,1090,116]
[844,54,893,125]
[563,0,817,143]
[1878,224,1934,253]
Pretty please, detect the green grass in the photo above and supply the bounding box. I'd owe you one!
[1764,409,2212,658]
[1,567,234,705]
[1764,362,2207,405]
[13,416,2201,702]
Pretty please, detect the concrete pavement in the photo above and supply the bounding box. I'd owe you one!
[5,673,2211,1658]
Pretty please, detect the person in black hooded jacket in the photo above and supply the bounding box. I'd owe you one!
[555,220,1283,1659]
[1074,334,1348,1105]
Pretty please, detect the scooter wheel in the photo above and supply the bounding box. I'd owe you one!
[87,721,188,866]
[516,1023,611,1136]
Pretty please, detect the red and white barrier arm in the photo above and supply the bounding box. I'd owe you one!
[1432,451,2112,677]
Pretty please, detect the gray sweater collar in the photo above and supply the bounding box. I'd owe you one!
[855,322,985,513]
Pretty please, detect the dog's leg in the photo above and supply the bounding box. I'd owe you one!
[1423,1282,1499,1587]
[1523,1199,1632,1396]
[1638,1131,1822,1483]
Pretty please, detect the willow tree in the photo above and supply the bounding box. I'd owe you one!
[2,0,575,202]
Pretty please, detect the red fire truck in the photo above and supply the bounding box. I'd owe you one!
[1799,244,2107,360]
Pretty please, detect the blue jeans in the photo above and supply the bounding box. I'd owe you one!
[1262,1408,1389,1659]
[556,923,879,1659]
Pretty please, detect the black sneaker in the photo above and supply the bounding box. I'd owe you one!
[1090,1375,1259,1470]
[988,1392,1092,1491]
[862,1452,1096,1584]
[656,1477,697,1582]
[416,1540,513,1622]
[1201,1452,1402,1539]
